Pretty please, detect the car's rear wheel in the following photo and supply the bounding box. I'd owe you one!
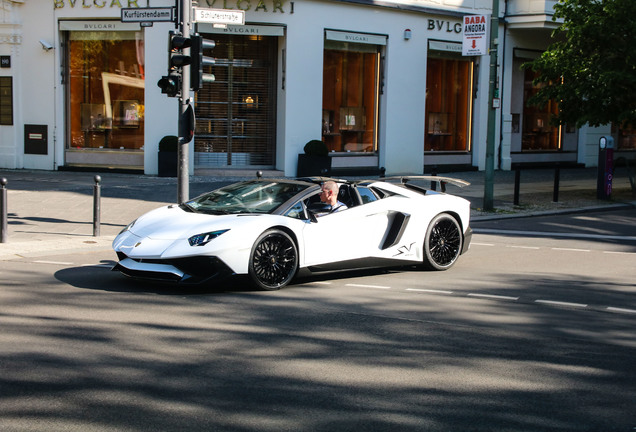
[422,213,462,271]
[249,229,298,290]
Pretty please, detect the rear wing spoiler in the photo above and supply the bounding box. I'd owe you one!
[383,176,470,191]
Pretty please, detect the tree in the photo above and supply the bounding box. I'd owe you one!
[525,0,636,127]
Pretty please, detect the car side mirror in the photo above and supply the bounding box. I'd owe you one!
[307,202,331,221]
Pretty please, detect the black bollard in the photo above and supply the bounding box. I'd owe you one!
[93,175,101,237]
[513,168,521,206]
[1,178,7,243]
[430,166,438,191]
[553,165,560,203]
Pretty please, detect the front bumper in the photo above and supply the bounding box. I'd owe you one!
[112,252,235,284]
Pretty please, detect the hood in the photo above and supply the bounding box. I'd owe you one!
[129,205,240,240]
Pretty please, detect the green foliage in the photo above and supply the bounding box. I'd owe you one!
[159,135,178,152]
[303,139,328,156]
[525,0,636,127]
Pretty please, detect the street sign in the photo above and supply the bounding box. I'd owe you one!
[192,7,245,26]
[462,14,489,56]
[121,7,174,23]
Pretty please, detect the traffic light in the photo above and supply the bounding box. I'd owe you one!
[157,32,193,98]
[157,74,181,97]
[169,33,192,70]
[190,34,216,91]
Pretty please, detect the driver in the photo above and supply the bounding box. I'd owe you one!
[319,181,348,214]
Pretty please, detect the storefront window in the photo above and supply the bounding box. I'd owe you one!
[425,55,473,152]
[322,36,381,153]
[0,77,13,125]
[194,34,277,167]
[522,68,561,151]
[614,123,636,150]
[67,30,145,151]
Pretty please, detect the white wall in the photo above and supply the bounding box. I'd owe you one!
[267,1,474,176]
[3,0,499,176]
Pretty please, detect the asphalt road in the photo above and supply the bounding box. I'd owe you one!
[0,208,635,431]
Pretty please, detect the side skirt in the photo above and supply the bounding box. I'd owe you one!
[303,256,420,275]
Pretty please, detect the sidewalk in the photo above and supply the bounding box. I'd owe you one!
[0,167,634,260]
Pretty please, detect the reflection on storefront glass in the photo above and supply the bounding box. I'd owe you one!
[322,41,380,153]
[68,31,145,151]
[521,68,561,151]
[425,56,473,152]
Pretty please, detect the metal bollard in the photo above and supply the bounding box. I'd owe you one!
[1,178,7,243]
[513,168,521,206]
[430,166,438,191]
[93,175,101,237]
[553,165,560,203]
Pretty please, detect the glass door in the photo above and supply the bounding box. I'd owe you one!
[194,34,277,168]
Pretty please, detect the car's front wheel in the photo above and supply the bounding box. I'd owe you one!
[422,213,463,271]
[249,229,298,290]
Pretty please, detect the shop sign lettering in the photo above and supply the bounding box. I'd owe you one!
[427,19,462,34]
[54,0,290,12]
[197,0,288,13]
[55,0,140,8]
[463,15,486,33]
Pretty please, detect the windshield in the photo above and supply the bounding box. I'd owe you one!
[184,181,309,215]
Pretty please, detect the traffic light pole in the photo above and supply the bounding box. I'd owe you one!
[177,0,192,204]
[483,0,500,211]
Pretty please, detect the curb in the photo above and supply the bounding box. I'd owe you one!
[0,236,116,260]
[471,202,635,222]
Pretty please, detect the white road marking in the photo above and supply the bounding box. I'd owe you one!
[33,260,73,265]
[535,299,588,308]
[346,283,391,289]
[606,307,636,314]
[603,251,636,256]
[406,288,453,295]
[471,242,495,246]
[551,247,590,252]
[506,245,540,250]
[468,293,519,301]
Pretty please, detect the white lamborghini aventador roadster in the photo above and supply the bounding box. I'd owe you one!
[112,175,472,290]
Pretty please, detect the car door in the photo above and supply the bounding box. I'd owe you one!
[301,199,391,267]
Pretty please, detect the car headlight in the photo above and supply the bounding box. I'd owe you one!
[188,229,230,247]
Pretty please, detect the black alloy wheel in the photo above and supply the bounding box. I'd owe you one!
[422,213,463,271]
[249,229,298,290]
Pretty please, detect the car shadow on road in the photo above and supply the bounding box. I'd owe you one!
[54,261,259,295]
[54,261,422,295]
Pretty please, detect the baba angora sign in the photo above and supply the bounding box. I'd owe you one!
[462,15,489,56]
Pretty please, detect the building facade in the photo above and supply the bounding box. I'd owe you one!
[0,0,632,177]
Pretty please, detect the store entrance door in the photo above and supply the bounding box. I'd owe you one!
[194,34,277,169]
